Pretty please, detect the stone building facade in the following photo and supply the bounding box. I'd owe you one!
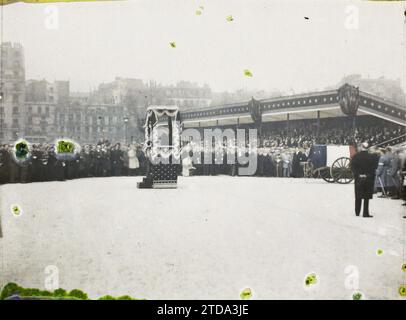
[0,43,212,145]
[0,42,26,142]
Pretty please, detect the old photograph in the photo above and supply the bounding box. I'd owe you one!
[0,0,405,305]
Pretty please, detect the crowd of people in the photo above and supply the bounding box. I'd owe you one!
[259,116,404,149]
[0,140,148,184]
[0,117,405,207]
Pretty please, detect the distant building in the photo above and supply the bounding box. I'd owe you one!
[93,77,145,105]
[70,92,91,105]
[0,42,26,142]
[56,103,129,144]
[26,79,70,104]
[335,74,406,107]
[25,102,57,143]
[24,79,70,143]
[149,80,212,109]
[94,78,212,109]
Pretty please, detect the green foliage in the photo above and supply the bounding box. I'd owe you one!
[57,140,75,154]
[99,295,116,300]
[0,282,21,300]
[54,288,67,297]
[352,292,363,300]
[0,283,52,299]
[117,295,135,300]
[1,282,139,300]
[68,289,88,300]
[99,294,139,300]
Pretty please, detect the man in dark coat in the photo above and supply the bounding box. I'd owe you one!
[111,143,123,176]
[78,148,89,178]
[0,145,11,184]
[350,142,379,218]
[31,146,43,182]
[46,149,56,181]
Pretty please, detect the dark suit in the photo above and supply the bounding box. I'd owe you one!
[350,150,379,217]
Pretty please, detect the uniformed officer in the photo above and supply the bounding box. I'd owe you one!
[350,142,379,218]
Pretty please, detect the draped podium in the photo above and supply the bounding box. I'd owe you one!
[137,106,182,189]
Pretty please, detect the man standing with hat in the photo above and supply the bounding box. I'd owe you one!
[350,142,379,218]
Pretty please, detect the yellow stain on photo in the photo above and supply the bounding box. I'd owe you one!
[243,69,253,77]
[10,204,22,217]
[376,248,384,256]
[399,284,406,297]
[239,288,252,300]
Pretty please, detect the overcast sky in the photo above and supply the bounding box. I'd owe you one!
[3,0,406,94]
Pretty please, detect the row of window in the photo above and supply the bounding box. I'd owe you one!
[57,115,126,125]
[59,126,122,133]
[27,106,51,114]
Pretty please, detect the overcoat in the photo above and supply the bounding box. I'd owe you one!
[350,151,379,199]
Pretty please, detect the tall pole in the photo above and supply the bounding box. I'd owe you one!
[352,114,357,145]
[124,116,129,145]
[125,122,128,144]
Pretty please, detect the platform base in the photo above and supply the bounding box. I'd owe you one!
[137,163,179,189]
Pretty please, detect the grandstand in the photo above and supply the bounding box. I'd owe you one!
[182,86,405,148]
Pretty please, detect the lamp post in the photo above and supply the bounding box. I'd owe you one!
[124,116,129,145]
[97,116,102,143]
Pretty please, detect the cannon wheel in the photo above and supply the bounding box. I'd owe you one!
[318,166,335,183]
[331,157,354,184]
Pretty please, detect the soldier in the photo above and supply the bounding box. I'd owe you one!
[350,142,379,218]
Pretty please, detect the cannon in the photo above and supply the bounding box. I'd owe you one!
[306,144,355,184]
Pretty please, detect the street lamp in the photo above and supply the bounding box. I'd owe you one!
[98,116,103,143]
[124,116,129,144]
